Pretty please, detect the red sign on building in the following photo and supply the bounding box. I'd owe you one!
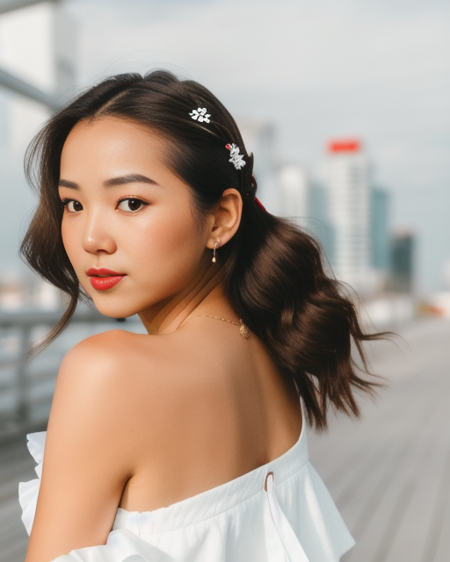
[328,139,362,153]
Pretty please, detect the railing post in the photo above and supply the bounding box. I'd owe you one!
[16,325,32,429]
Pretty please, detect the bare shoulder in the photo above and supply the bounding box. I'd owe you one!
[53,329,197,430]
[55,330,159,412]
[58,329,165,389]
[45,330,172,473]
[60,329,143,371]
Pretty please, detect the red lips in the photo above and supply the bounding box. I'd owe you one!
[86,268,126,291]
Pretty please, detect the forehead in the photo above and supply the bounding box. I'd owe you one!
[60,117,170,172]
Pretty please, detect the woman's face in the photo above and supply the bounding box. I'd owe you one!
[59,116,212,322]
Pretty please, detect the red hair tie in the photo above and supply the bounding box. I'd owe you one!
[255,198,266,211]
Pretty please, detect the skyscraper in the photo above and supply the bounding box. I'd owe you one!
[388,231,415,293]
[323,139,373,295]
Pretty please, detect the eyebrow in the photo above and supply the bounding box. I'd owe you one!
[104,174,159,187]
[58,174,159,189]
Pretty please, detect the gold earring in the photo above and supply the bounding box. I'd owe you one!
[212,241,219,263]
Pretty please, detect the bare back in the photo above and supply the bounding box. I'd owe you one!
[115,319,302,512]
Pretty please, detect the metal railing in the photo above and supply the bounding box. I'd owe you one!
[0,307,135,440]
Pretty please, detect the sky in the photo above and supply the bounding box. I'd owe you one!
[0,0,449,295]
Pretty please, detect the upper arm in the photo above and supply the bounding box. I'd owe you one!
[25,331,138,562]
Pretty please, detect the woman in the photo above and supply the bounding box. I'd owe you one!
[19,70,381,562]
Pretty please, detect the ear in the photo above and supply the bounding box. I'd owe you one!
[206,188,242,249]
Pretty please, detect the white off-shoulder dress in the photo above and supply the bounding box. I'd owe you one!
[19,419,355,562]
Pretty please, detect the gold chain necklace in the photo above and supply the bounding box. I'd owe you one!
[186,314,250,339]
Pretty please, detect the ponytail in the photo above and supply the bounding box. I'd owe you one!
[224,202,384,430]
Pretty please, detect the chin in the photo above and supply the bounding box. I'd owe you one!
[90,298,141,321]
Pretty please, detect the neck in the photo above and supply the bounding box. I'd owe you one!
[138,263,234,335]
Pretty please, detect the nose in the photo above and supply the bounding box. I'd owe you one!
[81,211,117,255]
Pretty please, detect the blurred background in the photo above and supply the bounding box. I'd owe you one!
[0,0,449,561]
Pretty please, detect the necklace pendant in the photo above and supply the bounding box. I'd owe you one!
[239,320,250,339]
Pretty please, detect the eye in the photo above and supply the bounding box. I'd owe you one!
[62,199,83,213]
[117,198,147,212]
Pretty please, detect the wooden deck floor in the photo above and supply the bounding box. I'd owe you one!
[308,315,450,561]
[0,437,36,560]
[0,316,448,561]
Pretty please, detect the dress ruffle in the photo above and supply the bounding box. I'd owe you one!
[19,431,46,536]
[49,529,170,562]
[18,433,170,562]
[19,429,354,561]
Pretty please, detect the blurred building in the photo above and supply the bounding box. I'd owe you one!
[309,180,334,266]
[53,3,77,101]
[388,230,415,293]
[0,1,77,160]
[371,185,390,291]
[278,164,309,224]
[322,139,373,295]
[238,119,279,214]
[0,1,77,100]
[319,139,392,297]
[277,164,334,265]
[0,90,7,148]
[0,0,77,284]
[371,186,389,270]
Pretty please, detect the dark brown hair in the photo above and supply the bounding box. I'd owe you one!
[21,70,385,430]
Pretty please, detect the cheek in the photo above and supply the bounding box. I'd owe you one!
[131,209,206,282]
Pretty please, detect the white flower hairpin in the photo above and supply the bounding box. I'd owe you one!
[225,143,246,170]
[189,107,211,123]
